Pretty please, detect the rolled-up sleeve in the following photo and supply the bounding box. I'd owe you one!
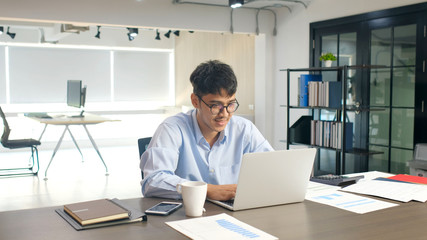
[140,122,188,199]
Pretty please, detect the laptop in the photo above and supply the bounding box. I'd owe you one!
[209,148,317,211]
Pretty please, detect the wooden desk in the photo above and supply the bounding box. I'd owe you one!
[0,197,426,240]
[28,113,118,180]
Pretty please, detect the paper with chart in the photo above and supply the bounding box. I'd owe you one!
[306,181,398,214]
[166,213,278,240]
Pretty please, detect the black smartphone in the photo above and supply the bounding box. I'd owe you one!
[145,201,183,216]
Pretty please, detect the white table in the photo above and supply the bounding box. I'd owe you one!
[28,113,119,180]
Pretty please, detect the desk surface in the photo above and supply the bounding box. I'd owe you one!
[28,113,118,125]
[1,197,426,240]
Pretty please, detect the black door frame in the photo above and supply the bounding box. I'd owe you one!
[309,2,427,173]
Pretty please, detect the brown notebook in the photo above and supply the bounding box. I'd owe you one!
[64,199,130,226]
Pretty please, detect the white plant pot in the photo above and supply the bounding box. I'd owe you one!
[324,60,333,67]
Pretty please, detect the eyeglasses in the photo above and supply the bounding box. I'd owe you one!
[197,95,239,115]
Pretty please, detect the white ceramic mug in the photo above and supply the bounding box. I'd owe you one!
[176,181,207,217]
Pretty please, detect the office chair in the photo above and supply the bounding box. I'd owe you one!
[0,106,41,176]
[138,137,152,180]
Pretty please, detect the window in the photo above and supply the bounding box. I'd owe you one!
[0,44,174,108]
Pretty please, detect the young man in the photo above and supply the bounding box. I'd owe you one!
[140,60,273,200]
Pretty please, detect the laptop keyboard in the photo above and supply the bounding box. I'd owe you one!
[221,199,235,207]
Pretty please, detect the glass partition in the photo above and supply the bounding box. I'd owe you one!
[369,23,417,173]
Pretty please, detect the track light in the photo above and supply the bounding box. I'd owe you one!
[127,28,138,41]
[95,26,101,39]
[7,27,16,39]
[0,26,3,35]
[229,0,244,8]
[155,29,161,40]
[164,30,179,38]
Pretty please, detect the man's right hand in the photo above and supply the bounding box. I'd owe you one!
[207,184,237,201]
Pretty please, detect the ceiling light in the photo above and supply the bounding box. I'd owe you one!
[0,26,3,35]
[6,27,16,39]
[95,26,101,39]
[127,28,138,41]
[164,30,179,38]
[155,29,161,40]
[128,28,138,37]
[229,0,243,8]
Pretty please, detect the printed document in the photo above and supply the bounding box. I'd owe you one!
[341,179,427,202]
[166,213,277,240]
[306,187,398,214]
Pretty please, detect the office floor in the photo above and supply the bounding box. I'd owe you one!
[0,145,143,212]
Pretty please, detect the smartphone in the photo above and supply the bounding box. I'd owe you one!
[145,201,183,216]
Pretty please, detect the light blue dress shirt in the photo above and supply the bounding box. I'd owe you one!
[140,109,274,199]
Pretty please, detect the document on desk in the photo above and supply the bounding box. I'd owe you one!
[343,171,394,181]
[341,179,427,202]
[166,213,278,240]
[306,181,341,193]
[306,182,398,214]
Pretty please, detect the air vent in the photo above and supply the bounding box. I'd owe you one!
[61,24,90,34]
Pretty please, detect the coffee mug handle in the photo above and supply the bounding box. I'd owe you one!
[176,183,182,194]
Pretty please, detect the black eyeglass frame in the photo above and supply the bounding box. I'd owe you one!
[196,95,239,115]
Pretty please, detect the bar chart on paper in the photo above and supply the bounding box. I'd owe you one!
[305,187,398,214]
[216,218,260,238]
[166,213,278,240]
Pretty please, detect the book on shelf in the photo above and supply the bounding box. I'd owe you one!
[297,76,301,106]
[308,81,342,108]
[308,81,320,107]
[310,120,353,150]
[299,74,322,107]
[57,198,147,230]
[324,81,342,108]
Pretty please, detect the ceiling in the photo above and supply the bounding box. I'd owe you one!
[174,0,311,11]
[0,0,312,43]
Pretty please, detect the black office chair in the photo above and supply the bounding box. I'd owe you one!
[0,106,41,176]
[138,137,152,180]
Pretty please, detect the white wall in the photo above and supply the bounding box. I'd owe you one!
[1,0,277,147]
[1,0,426,149]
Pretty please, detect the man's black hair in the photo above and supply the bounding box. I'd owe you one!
[190,60,237,97]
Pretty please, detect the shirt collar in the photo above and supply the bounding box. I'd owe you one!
[191,109,204,144]
[191,109,228,145]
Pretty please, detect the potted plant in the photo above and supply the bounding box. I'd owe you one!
[319,52,337,67]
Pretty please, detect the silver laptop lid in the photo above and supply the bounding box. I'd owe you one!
[232,148,317,211]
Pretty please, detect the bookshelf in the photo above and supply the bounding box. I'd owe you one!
[282,65,384,175]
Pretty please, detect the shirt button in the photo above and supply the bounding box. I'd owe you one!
[210,169,215,173]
